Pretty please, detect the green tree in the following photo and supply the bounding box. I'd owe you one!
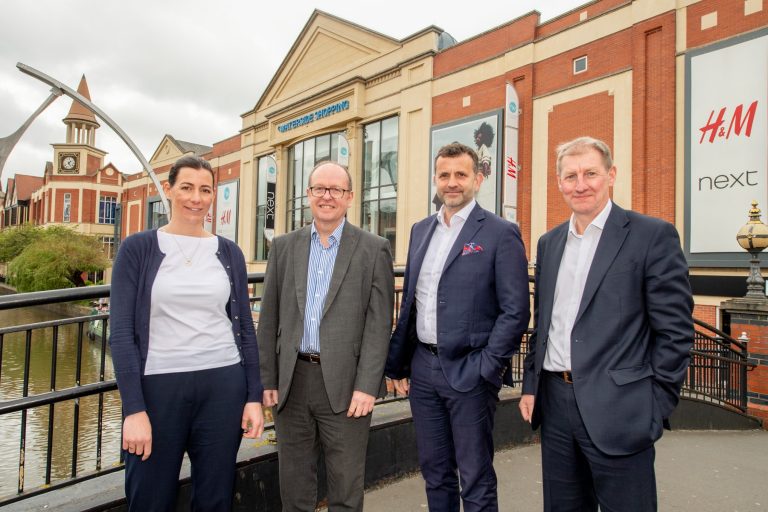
[0,224,46,262]
[6,227,109,292]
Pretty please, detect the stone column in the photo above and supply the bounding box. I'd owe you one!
[721,297,768,428]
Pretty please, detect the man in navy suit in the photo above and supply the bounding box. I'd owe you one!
[520,136,693,511]
[386,142,530,512]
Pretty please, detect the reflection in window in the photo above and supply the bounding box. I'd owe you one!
[98,195,117,224]
[361,116,398,252]
[287,132,345,231]
[63,193,71,223]
[148,200,168,230]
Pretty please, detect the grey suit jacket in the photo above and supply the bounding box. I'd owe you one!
[257,221,395,414]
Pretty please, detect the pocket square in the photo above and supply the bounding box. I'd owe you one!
[462,242,484,256]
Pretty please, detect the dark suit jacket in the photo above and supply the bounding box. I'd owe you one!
[257,222,394,414]
[386,204,530,391]
[522,203,693,456]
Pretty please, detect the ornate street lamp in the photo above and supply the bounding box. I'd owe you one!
[736,200,768,299]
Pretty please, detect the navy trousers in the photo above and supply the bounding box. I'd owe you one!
[540,371,657,512]
[409,343,499,512]
[124,363,246,512]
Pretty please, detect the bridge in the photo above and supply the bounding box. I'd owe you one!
[0,273,763,510]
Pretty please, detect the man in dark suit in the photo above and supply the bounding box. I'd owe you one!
[520,136,693,511]
[258,161,394,512]
[386,142,530,512]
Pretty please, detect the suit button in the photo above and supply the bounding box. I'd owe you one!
[574,339,582,343]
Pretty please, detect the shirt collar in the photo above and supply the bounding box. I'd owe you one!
[311,218,345,245]
[437,199,476,228]
[568,200,612,237]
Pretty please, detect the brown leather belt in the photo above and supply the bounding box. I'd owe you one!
[297,352,321,364]
[544,370,573,384]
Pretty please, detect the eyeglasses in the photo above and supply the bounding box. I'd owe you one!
[308,186,349,199]
[559,170,609,187]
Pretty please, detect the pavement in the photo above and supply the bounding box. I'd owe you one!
[364,430,768,511]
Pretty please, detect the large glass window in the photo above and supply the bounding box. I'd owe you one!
[287,131,345,231]
[361,116,398,251]
[98,195,117,224]
[101,235,115,259]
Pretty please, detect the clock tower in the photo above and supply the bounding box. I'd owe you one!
[52,75,106,175]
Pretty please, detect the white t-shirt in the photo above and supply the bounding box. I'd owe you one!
[144,231,240,375]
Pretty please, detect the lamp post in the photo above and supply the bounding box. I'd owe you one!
[736,200,768,299]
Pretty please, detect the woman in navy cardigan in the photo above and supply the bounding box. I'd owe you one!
[109,155,263,511]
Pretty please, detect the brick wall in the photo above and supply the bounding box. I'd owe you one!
[546,92,614,229]
[687,0,768,50]
[629,13,677,222]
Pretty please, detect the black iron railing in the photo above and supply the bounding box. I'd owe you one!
[0,271,752,506]
[682,318,753,412]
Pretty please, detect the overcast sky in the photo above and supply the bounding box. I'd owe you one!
[1,0,586,188]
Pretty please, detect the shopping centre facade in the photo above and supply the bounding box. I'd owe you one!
[3,0,767,325]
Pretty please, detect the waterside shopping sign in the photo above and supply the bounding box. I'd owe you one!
[686,30,768,265]
[277,100,350,133]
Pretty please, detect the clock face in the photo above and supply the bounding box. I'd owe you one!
[61,155,77,171]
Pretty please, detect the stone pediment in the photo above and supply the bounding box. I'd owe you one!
[149,135,186,167]
[259,11,399,109]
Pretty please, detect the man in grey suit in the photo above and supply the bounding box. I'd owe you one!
[520,137,693,511]
[258,161,394,512]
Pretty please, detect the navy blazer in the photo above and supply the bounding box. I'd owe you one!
[522,203,693,456]
[386,204,530,391]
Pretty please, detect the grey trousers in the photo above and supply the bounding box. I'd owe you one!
[275,359,372,512]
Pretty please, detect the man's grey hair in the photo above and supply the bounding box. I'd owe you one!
[555,137,613,175]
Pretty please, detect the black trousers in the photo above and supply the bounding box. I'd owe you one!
[124,363,246,512]
[540,371,657,512]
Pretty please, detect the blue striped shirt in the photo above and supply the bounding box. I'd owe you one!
[300,219,345,354]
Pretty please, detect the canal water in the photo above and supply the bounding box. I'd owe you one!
[0,296,122,499]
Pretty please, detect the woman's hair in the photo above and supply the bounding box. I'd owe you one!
[474,122,495,147]
[168,155,214,185]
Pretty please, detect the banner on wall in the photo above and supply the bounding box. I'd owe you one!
[216,179,239,242]
[688,32,768,256]
[337,133,350,166]
[429,110,503,215]
[263,156,277,242]
[503,82,520,224]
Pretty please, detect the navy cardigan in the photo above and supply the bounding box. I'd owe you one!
[109,229,263,416]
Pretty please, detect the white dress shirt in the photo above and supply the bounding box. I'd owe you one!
[543,200,613,371]
[415,199,476,345]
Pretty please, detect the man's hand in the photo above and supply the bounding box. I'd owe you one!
[392,378,410,396]
[347,390,376,418]
[123,411,152,461]
[242,402,264,439]
[263,389,279,408]
[519,394,535,423]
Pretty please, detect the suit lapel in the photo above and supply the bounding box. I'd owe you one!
[293,226,312,318]
[540,224,568,329]
[322,221,361,316]
[574,205,630,324]
[407,217,439,294]
[442,204,484,273]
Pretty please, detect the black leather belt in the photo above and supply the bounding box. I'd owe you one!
[419,342,438,356]
[297,352,321,364]
[544,370,573,384]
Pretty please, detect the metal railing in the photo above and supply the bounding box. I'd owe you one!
[682,318,753,412]
[0,273,753,506]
